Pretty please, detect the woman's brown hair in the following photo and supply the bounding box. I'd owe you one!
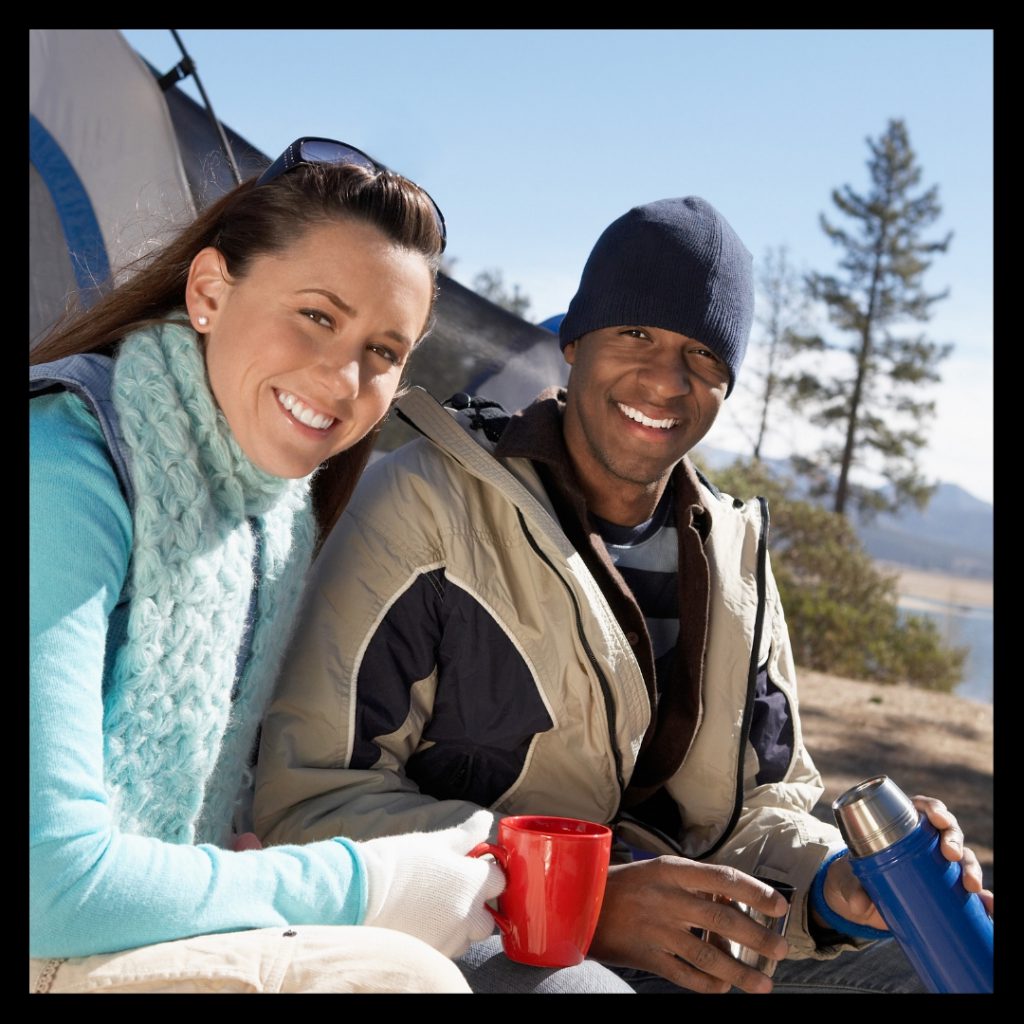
[31,161,444,545]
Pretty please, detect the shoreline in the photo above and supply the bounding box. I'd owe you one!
[803,565,993,883]
[878,562,993,610]
[881,561,993,706]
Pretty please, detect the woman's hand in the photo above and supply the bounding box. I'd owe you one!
[356,810,506,959]
[231,832,263,852]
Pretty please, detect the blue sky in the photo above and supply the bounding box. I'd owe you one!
[121,29,994,504]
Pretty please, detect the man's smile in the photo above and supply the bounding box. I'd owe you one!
[615,401,680,431]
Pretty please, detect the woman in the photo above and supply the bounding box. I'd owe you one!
[29,138,503,994]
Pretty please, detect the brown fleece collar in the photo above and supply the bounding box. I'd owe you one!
[494,389,713,802]
[494,387,714,543]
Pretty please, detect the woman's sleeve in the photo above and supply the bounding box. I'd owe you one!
[30,393,368,959]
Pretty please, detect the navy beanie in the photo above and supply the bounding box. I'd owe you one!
[558,197,754,396]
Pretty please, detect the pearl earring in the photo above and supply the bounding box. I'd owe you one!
[196,315,209,327]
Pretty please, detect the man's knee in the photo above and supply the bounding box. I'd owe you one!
[456,936,634,993]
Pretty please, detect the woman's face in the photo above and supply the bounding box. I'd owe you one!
[194,218,433,478]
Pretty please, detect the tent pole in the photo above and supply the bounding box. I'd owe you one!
[158,30,243,187]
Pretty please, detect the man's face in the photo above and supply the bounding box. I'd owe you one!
[562,325,730,501]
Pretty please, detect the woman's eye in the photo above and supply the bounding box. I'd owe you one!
[369,344,402,366]
[300,309,333,328]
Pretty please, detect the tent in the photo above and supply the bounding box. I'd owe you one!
[29,28,568,452]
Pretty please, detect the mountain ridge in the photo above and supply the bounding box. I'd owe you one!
[694,444,993,580]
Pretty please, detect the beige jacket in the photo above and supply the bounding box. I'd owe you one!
[255,388,854,958]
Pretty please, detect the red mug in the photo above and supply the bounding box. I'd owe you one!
[468,814,612,968]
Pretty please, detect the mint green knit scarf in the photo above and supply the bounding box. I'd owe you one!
[104,319,316,847]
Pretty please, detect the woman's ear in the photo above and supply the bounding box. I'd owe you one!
[185,247,231,334]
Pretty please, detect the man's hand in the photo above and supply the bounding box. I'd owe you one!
[912,796,993,917]
[819,794,994,929]
[588,856,790,993]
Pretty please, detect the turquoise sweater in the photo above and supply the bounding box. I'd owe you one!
[29,392,368,958]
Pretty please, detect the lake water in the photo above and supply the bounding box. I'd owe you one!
[898,597,993,705]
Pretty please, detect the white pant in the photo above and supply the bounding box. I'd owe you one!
[29,925,472,994]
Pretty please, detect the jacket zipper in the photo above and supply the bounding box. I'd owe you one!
[695,495,770,861]
[616,497,771,860]
[397,400,628,798]
[515,507,627,805]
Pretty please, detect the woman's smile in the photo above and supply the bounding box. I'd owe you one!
[275,388,337,431]
[199,218,433,478]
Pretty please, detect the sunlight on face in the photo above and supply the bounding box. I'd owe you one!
[562,325,729,516]
[198,219,433,478]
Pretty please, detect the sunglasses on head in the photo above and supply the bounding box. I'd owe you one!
[255,136,447,252]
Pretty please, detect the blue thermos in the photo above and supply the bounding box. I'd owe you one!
[832,775,993,993]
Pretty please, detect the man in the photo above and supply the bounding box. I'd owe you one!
[253,197,989,993]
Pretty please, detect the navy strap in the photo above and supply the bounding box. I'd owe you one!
[441,392,512,444]
[810,848,893,941]
[31,353,261,704]
[30,353,134,508]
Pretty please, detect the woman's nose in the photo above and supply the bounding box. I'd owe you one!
[317,353,361,400]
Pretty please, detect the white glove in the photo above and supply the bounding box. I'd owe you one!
[354,810,506,958]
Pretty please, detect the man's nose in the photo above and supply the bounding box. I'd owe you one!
[642,352,691,399]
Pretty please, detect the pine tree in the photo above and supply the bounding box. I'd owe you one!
[747,245,823,462]
[799,119,953,519]
[701,454,966,692]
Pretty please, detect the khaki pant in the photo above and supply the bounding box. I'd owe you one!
[29,925,472,994]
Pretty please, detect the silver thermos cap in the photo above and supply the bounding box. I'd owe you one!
[832,775,921,857]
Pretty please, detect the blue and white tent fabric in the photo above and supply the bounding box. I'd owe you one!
[29,29,565,432]
[30,29,266,349]
[30,30,195,346]
[463,312,569,414]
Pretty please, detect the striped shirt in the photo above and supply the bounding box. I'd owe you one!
[592,480,794,788]
[592,484,678,693]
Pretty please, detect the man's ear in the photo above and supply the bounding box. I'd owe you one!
[562,340,577,366]
[185,247,231,334]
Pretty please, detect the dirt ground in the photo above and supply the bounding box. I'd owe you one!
[797,668,994,889]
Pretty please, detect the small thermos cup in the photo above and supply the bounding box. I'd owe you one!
[832,775,993,993]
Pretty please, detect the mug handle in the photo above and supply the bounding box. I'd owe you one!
[467,842,512,936]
